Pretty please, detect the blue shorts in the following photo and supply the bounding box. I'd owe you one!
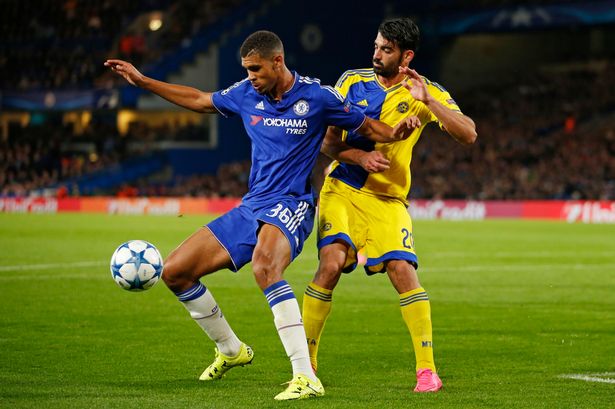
[206,198,315,272]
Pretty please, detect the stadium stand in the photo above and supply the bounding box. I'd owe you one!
[0,120,123,197]
[133,160,251,198]
[1,0,613,201]
[1,1,159,90]
[0,0,243,90]
[2,60,614,199]
[0,120,245,198]
[411,62,615,200]
[3,58,614,200]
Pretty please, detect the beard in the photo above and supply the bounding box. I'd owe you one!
[372,56,404,78]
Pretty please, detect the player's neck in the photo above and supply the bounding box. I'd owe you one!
[269,67,294,101]
[377,72,406,89]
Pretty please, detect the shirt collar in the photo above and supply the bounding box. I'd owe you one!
[266,71,299,103]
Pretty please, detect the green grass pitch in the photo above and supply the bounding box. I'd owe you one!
[0,213,614,408]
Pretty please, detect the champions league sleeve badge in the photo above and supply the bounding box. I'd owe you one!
[293,99,310,116]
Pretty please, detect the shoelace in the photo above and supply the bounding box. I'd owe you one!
[417,371,433,383]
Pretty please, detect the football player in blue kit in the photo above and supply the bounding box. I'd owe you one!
[105,30,418,400]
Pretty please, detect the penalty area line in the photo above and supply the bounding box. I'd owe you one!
[559,373,615,384]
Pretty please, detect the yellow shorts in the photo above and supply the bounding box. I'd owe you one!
[317,177,418,274]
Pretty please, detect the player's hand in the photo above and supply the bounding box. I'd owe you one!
[392,115,421,140]
[399,66,432,104]
[104,59,145,87]
[357,150,390,173]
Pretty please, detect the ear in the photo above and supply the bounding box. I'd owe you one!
[272,54,284,69]
[402,50,415,66]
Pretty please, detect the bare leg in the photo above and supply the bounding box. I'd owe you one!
[163,227,246,371]
[162,227,233,292]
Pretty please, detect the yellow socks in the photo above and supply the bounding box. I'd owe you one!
[302,282,333,372]
[303,283,435,373]
[399,287,436,372]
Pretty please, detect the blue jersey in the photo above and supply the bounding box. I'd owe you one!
[211,72,366,208]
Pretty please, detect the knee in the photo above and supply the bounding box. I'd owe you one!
[314,258,344,289]
[387,260,415,275]
[161,253,191,292]
[252,250,283,290]
[386,260,420,290]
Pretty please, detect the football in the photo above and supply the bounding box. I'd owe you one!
[110,240,164,291]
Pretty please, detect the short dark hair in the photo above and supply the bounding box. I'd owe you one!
[378,18,420,52]
[240,30,284,58]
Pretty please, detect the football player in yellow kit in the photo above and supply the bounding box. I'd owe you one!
[302,17,477,393]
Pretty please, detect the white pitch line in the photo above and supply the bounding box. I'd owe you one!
[0,273,110,281]
[559,373,615,384]
[0,260,105,272]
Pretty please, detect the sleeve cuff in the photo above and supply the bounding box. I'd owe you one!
[210,94,228,118]
[351,115,368,133]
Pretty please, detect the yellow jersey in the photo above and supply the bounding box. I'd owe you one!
[328,68,462,204]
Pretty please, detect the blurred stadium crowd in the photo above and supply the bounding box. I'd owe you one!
[3,60,614,200]
[1,0,614,200]
[0,120,250,198]
[412,62,615,200]
[0,0,242,90]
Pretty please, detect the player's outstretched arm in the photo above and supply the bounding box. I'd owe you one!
[321,126,390,173]
[357,115,421,143]
[104,59,217,114]
[399,66,477,145]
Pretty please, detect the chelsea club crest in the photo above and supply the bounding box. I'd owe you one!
[293,99,310,116]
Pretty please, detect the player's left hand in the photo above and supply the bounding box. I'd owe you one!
[399,67,432,104]
[392,115,422,140]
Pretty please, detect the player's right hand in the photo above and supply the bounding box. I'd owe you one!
[104,59,145,87]
[357,151,390,173]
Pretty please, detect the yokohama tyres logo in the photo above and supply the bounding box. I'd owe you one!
[249,115,308,135]
[249,116,307,128]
